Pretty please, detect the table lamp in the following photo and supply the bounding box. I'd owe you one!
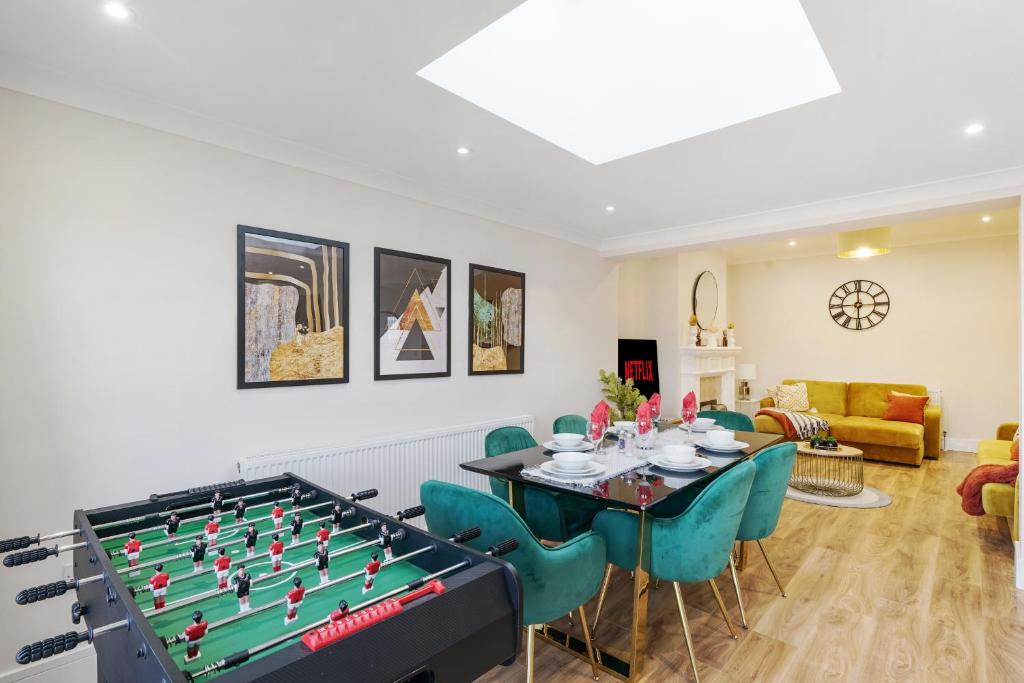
[737,363,757,400]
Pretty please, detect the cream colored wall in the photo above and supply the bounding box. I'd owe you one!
[0,88,618,678]
[728,234,1020,444]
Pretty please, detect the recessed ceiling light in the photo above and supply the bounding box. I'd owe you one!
[103,2,132,21]
[456,146,471,155]
[605,205,616,213]
[418,0,841,164]
[788,240,797,247]
[981,215,992,223]
[964,122,985,135]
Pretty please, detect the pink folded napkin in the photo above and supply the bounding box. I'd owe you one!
[636,401,653,435]
[682,391,697,424]
[649,393,661,417]
[589,401,610,440]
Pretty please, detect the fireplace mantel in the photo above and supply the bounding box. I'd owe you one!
[679,346,743,411]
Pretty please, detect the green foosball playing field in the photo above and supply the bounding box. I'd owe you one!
[100,505,430,679]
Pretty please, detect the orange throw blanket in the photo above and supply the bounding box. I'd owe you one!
[956,462,1019,516]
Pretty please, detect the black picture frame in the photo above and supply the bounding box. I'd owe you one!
[237,225,350,389]
[468,264,526,376]
[374,247,452,380]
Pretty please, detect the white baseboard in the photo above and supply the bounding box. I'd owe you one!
[944,437,979,453]
[0,645,93,683]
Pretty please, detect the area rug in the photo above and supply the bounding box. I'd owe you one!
[785,485,892,509]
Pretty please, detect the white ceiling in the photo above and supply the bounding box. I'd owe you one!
[0,1,1022,253]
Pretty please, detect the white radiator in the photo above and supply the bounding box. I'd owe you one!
[237,415,535,526]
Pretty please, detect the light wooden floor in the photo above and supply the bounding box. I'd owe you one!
[477,451,1024,682]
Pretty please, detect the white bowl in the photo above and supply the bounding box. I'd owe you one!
[708,429,735,446]
[552,433,585,448]
[663,444,697,464]
[693,417,716,430]
[551,450,593,472]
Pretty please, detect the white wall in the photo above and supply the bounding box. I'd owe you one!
[0,88,617,678]
[728,234,1020,445]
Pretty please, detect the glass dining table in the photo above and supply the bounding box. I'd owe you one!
[460,425,783,682]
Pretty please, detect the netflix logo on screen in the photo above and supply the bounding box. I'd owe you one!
[617,339,659,398]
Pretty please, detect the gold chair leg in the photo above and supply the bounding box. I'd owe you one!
[728,555,749,629]
[590,563,613,635]
[577,604,601,680]
[708,578,738,640]
[672,582,701,683]
[526,625,536,683]
[567,611,574,627]
[757,539,787,597]
[737,540,748,571]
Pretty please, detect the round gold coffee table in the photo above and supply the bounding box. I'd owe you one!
[790,441,864,497]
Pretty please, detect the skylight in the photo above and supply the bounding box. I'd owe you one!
[417,0,841,165]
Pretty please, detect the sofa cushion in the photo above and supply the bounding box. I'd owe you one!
[977,439,1013,465]
[831,416,924,449]
[754,412,844,435]
[848,382,928,419]
[782,379,848,416]
[981,483,1016,518]
[768,383,809,411]
[883,392,929,424]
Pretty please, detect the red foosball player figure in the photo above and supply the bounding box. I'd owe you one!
[290,484,303,509]
[231,565,251,613]
[284,576,305,625]
[123,532,142,569]
[313,542,329,584]
[271,501,285,531]
[290,512,304,545]
[329,599,349,622]
[210,491,225,521]
[191,535,208,572]
[182,610,208,664]
[243,522,258,558]
[233,498,247,524]
[149,563,170,610]
[213,548,231,590]
[165,512,181,540]
[268,534,284,572]
[204,515,220,547]
[378,523,393,561]
[315,521,330,548]
[363,551,381,594]
[331,501,345,533]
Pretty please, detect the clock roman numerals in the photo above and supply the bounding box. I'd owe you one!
[829,280,889,330]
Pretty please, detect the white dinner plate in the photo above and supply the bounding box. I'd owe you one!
[696,439,750,453]
[689,424,724,433]
[647,454,713,472]
[539,461,606,479]
[543,440,595,452]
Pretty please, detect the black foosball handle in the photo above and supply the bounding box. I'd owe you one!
[15,580,70,605]
[489,539,519,557]
[16,631,84,665]
[4,546,57,568]
[149,479,246,503]
[397,505,425,521]
[0,536,38,553]
[351,489,378,501]
[450,527,481,544]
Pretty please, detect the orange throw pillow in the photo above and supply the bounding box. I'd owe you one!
[883,391,929,424]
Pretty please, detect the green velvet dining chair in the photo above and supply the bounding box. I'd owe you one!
[552,414,587,435]
[590,461,756,683]
[485,426,601,542]
[697,409,754,432]
[421,480,606,682]
[727,442,797,629]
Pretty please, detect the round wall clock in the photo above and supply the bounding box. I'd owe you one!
[829,280,889,330]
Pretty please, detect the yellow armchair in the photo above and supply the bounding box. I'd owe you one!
[976,422,1018,541]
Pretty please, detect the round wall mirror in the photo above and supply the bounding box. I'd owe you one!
[692,270,718,330]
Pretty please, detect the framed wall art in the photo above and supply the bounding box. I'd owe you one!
[237,225,349,388]
[468,264,525,375]
[374,247,451,380]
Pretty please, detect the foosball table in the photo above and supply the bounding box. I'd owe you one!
[3,474,521,682]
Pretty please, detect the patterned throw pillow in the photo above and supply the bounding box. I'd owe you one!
[768,383,810,412]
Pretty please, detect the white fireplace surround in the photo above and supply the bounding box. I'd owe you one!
[680,346,744,411]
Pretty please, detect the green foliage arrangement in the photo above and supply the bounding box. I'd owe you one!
[598,369,647,422]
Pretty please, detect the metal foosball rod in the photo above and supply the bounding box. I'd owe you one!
[185,535,517,681]
[92,486,297,533]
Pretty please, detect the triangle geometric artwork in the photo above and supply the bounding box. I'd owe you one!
[397,320,434,361]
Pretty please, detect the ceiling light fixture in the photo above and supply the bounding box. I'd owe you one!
[837,227,891,259]
[964,122,985,135]
[456,146,471,155]
[605,205,616,213]
[981,215,992,223]
[103,2,132,21]
[788,240,797,247]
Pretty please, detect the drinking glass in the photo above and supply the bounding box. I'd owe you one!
[587,419,606,454]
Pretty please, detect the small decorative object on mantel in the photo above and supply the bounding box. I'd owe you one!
[704,325,719,348]
[686,314,699,347]
[809,435,840,451]
[598,369,647,422]
[725,322,736,347]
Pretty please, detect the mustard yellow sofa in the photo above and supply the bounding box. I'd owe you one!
[976,422,1019,541]
[755,379,941,466]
